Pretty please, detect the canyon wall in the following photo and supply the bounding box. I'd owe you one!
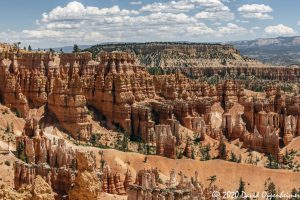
[179,66,300,82]
[0,45,299,158]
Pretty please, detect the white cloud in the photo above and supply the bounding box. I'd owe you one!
[249,26,260,34]
[217,23,247,36]
[40,1,139,23]
[190,0,224,7]
[238,4,273,20]
[0,0,271,47]
[186,23,214,35]
[45,23,81,30]
[238,4,273,13]
[195,11,233,21]
[265,24,296,36]
[195,10,234,21]
[298,21,300,25]
[7,1,221,46]
[192,0,234,21]
[242,13,273,20]
[140,1,195,13]
[251,26,261,30]
[22,30,64,39]
[140,0,233,17]
[235,19,249,23]
[130,1,142,5]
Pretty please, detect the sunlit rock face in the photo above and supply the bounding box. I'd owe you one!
[0,45,299,159]
[127,169,222,200]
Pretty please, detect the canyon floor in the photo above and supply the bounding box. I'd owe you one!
[1,103,300,198]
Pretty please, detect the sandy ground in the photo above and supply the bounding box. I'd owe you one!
[70,143,300,194]
[99,193,127,200]
[282,136,300,163]
[0,104,25,135]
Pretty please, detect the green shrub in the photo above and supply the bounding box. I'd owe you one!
[4,161,10,166]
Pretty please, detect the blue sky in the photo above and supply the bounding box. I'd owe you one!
[0,0,299,48]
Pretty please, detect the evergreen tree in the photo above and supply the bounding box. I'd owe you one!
[218,138,227,160]
[229,151,238,162]
[266,182,277,200]
[10,122,14,133]
[121,135,128,152]
[207,175,217,187]
[146,142,150,155]
[237,178,245,197]
[290,188,300,200]
[15,109,21,118]
[177,149,183,159]
[144,156,148,163]
[200,144,211,161]
[191,150,196,159]
[77,132,81,145]
[264,179,277,200]
[28,45,32,51]
[71,159,77,171]
[73,44,80,53]
[90,134,98,146]
[221,59,227,65]
[17,141,27,162]
[266,154,279,169]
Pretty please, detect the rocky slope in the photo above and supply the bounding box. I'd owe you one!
[0,175,55,200]
[84,42,265,68]
[229,36,300,66]
[0,43,300,199]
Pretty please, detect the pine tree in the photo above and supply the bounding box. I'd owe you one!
[229,151,238,162]
[77,132,81,145]
[192,150,196,159]
[71,159,77,171]
[264,178,277,200]
[237,178,245,197]
[121,135,128,152]
[266,182,277,200]
[137,143,142,153]
[200,144,211,161]
[90,134,98,146]
[10,122,14,133]
[28,45,32,51]
[146,142,150,155]
[207,175,217,187]
[291,188,300,200]
[266,154,279,169]
[218,138,227,160]
[73,44,80,53]
[17,141,27,162]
